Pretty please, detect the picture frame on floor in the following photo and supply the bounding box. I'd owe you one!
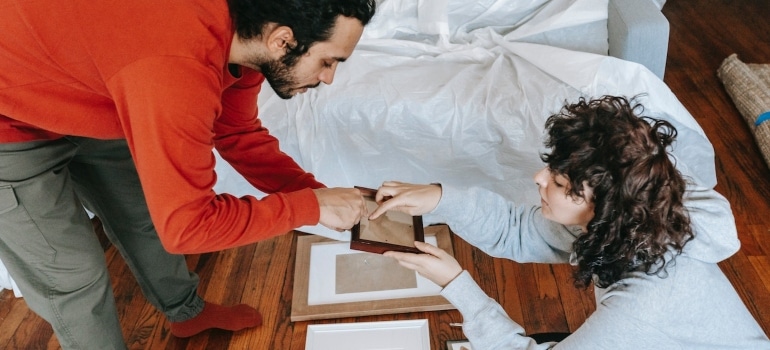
[305,319,430,350]
[290,225,455,321]
[446,339,472,350]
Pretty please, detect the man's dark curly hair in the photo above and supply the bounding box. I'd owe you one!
[227,0,376,63]
[541,95,693,289]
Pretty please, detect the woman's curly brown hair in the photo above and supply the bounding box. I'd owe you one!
[541,95,693,289]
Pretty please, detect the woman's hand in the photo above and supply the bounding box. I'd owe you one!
[369,181,442,219]
[384,241,462,287]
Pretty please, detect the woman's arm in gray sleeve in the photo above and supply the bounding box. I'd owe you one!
[427,185,581,263]
[441,271,555,350]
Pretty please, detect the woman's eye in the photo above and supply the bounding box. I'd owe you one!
[552,175,569,188]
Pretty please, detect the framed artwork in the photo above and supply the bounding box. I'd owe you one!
[351,186,424,254]
[291,225,455,321]
[305,319,430,350]
[446,339,473,350]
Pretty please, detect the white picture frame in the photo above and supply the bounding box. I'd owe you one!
[446,339,473,350]
[291,225,456,321]
[307,234,442,305]
[306,319,430,350]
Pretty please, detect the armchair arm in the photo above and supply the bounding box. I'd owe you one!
[608,0,670,79]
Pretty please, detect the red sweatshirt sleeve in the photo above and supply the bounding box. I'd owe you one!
[214,69,325,193]
[107,57,320,254]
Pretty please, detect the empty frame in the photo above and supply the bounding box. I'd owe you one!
[351,186,424,254]
[291,225,455,321]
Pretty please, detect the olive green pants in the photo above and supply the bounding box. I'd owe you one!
[0,137,203,349]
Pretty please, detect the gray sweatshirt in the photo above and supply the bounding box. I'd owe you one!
[427,185,770,349]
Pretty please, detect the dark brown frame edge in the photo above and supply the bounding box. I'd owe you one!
[351,186,425,254]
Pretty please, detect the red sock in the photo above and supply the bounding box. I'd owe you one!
[170,302,262,338]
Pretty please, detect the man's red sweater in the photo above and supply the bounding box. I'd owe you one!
[0,0,324,253]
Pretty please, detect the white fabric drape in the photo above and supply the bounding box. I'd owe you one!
[214,0,712,240]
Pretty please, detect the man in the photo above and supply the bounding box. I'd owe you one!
[0,0,376,348]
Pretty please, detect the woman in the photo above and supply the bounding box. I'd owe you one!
[372,96,770,349]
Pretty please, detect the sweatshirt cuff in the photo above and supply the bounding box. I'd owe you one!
[426,183,460,221]
[441,270,492,317]
[285,187,321,226]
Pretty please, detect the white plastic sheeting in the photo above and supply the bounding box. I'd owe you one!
[214,0,715,240]
[0,0,702,297]
[5,0,694,298]
[0,256,21,297]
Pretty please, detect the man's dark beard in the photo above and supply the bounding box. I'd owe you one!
[260,52,302,100]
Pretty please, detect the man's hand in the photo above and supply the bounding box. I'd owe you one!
[313,187,367,232]
[384,241,462,287]
[369,181,442,219]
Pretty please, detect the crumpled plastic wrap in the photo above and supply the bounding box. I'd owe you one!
[0,0,693,297]
[213,0,715,240]
[0,256,21,297]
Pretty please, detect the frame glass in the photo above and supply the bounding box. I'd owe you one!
[351,186,424,254]
[306,319,430,350]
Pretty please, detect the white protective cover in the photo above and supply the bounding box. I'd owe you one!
[214,0,715,240]
[0,0,701,297]
[0,256,21,297]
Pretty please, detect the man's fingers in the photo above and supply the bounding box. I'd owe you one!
[360,195,368,218]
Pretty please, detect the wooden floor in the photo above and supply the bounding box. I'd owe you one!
[1,0,770,348]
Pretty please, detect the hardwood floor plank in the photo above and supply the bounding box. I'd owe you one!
[750,256,770,295]
[9,309,52,349]
[493,259,526,325]
[0,299,45,349]
[737,224,769,257]
[720,254,770,335]
[0,290,18,338]
[140,320,173,350]
[46,334,60,350]
[552,265,596,332]
[511,263,568,334]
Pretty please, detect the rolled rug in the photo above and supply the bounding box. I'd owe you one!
[718,53,770,169]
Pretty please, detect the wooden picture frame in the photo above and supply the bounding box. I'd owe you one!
[351,186,424,254]
[306,319,430,350]
[291,225,455,322]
